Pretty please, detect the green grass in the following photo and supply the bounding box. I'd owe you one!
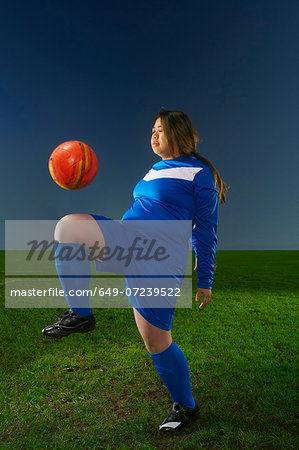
[0,251,298,449]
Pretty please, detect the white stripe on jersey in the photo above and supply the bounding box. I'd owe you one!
[143,167,203,182]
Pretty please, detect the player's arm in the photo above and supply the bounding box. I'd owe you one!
[193,178,218,307]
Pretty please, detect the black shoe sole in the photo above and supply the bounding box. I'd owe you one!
[159,407,200,432]
[42,321,96,338]
[159,414,200,433]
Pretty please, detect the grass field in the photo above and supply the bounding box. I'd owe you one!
[0,250,298,449]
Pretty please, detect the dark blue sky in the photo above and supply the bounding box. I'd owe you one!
[1,0,298,249]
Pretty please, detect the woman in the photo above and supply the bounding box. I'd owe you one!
[42,109,228,432]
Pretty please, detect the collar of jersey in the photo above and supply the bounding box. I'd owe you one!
[153,155,196,168]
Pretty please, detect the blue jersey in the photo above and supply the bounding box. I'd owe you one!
[122,155,218,289]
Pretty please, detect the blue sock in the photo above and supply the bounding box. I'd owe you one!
[55,242,92,317]
[150,341,196,408]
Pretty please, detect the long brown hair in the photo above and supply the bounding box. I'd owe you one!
[156,109,229,204]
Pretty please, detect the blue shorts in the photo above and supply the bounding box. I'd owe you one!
[90,214,176,331]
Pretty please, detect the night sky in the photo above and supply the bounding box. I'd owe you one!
[1,0,298,249]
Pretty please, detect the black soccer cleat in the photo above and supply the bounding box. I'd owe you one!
[159,401,200,432]
[42,309,96,338]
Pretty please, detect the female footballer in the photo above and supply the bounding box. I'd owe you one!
[42,109,228,432]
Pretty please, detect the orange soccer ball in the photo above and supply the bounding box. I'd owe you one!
[48,140,98,190]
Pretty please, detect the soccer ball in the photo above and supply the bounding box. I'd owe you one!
[49,140,98,190]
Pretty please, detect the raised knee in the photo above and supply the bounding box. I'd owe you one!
[54,215,77,242]
[60,214,76,221]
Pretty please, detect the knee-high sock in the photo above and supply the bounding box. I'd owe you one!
[150,341,195,408]
[55,242,92,317]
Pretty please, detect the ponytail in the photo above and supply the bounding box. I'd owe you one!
[190,151,229,205]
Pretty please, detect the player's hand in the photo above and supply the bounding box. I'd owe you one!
[195,288,212,309]
[193,258,218,272]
